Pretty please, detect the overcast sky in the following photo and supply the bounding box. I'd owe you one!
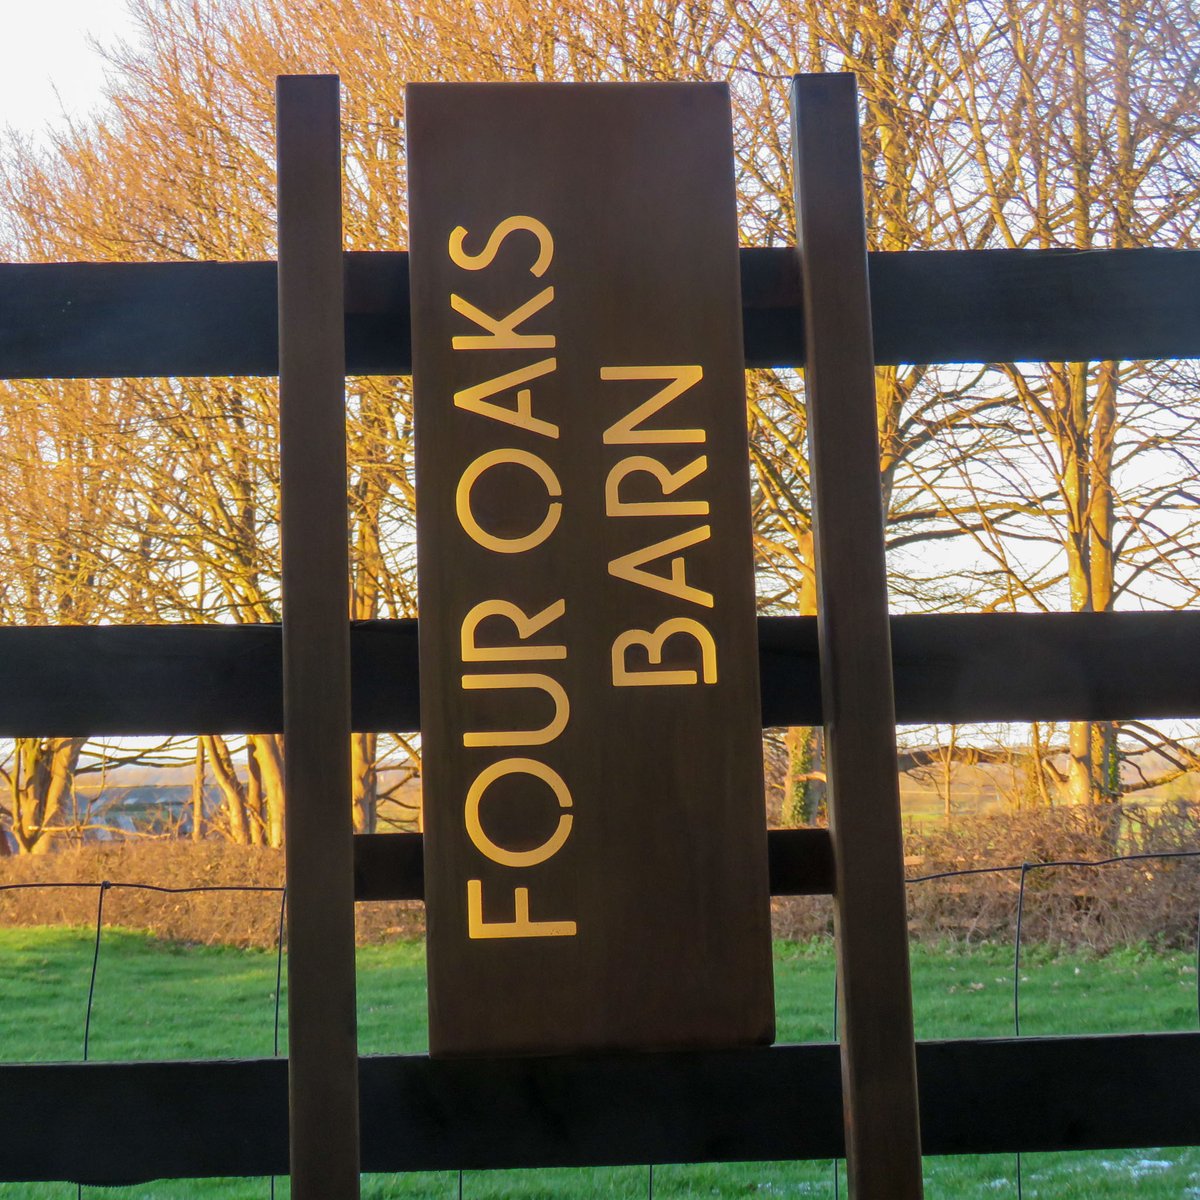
[0,0,135,144]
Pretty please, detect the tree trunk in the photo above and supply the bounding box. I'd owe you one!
[244,741,267,847]
[351,731,378,834]
[1060,359,1099,809]
[249,733,286,848]
[12,737,86,854]
[204,734,248,845]
[191,738,206,841]
[784,725,826,826]
[943,726,957,823]
[1029,722,1056,809]
[1065,720,1094,807]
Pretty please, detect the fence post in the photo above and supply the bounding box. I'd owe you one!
[790,72,924,1197]
[276,73,361,1199]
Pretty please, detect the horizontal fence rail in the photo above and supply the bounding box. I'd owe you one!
[2,248,1200,379]
[1,611,1197,737]
[353,827,836,901]
[2,1032,1197,1183]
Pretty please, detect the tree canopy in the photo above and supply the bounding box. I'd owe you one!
[2,0,1199,850]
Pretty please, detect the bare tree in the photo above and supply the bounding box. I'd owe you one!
[2,0,1198,853]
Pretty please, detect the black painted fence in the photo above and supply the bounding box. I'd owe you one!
[1,243,1199,1182]
[1,847,1197,1185]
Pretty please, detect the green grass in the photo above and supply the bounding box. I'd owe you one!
[0,929,1196,1198]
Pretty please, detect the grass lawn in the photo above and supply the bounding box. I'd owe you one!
[0,928,1196,1198]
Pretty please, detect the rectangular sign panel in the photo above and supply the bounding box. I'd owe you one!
[407,83,774,1056]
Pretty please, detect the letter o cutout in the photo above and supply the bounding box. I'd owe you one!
[465,757,573,868]
[456,449,562,553]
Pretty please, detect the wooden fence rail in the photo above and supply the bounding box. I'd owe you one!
[2,1032,1198,1185]
[2,247,1200,380]
[2,611,1198,738]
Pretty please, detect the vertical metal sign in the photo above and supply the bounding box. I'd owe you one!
[408,83,773,1056]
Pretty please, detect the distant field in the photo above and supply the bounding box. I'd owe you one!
[0,930,1196,1198]
[897,768,1200,825]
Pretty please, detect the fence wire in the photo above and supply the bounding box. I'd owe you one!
[0,879,287,1199]
[905,848,1200,1200]
[0,848,1197,1198]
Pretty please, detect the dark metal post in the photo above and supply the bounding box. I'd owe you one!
[790,72,924,1197]
[276,73,361,1199]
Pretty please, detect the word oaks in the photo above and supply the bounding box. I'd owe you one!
[408,83,773,1056]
